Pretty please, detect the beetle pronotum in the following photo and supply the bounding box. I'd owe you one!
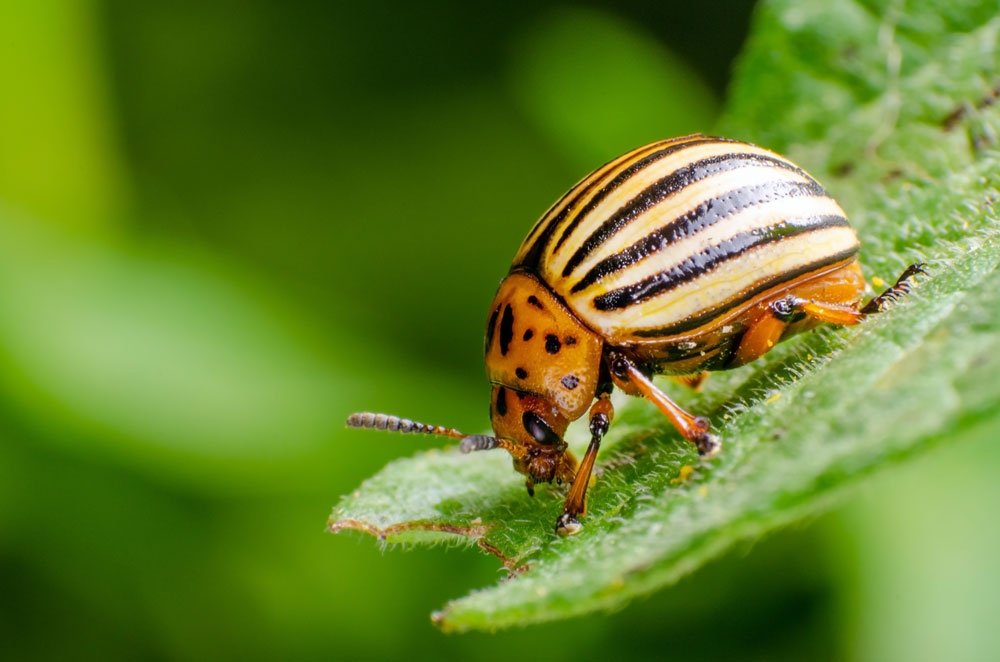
[348,135,924,535]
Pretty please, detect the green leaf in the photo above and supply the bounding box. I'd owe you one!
[329,0,1000,632]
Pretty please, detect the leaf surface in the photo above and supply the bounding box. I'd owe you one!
[330,0,1000,631]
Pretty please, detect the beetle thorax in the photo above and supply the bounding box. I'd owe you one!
[484,272,602,422]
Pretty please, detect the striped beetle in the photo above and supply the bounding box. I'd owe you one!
[349,135,924,535]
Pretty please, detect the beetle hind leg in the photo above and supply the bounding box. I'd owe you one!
[861,262,928,314]
[735,261,927,366]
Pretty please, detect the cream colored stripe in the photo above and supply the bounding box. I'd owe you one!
[513,137,689,265]
[572,194,846,299]
[580,226,859,336]
[544,142,803,278]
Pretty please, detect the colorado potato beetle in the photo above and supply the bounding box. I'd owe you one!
[348,134,924,535]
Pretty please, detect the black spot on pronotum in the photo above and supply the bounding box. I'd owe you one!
[485,306,500,351]
[516,367,528,379]
[499,304,514,355]
[523,329,534,341]
[523,412,560,445]
[561,375,579,390]
[544,334,562,354]
[564,336,577,346]
[527,295,545,310]
[495,387,508,416]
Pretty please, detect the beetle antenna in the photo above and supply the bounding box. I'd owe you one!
[459,435,499,453]
[346,412,500,453]
[346,412,465,438]
[346,412,500,452]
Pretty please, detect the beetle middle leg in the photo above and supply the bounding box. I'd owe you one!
[607,351,721,458]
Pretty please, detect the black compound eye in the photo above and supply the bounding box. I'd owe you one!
[522,412,560,445]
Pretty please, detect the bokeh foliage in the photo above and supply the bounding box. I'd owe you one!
[1,1,997,660]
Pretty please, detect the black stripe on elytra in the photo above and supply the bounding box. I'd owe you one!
[514,138,718,270]
[632,246,859,338]
[594,214,849,311]
[549,137,725,256]
[517,141,655,254]
[514,157,632,271]
[499,304,515,355]
[564,153,815,281]
[572,178,826,294]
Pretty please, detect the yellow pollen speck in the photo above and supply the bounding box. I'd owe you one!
[697,486,709,498]
[766,391,782,404]
[872,276,887,288]
[766,340,774,348]
[671,464,695,484]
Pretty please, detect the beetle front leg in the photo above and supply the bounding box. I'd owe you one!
[555,391,614,536]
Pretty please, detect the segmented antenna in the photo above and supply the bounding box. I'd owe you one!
[460,435,499,453]
[346,412,466,440]
[346,412,501,452]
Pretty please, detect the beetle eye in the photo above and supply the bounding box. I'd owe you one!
[522,412,561,445]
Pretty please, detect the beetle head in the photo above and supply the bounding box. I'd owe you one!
[487,385,578,485]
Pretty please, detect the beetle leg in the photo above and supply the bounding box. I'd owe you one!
[735,307,788,365]
[555,392,614,536]
[740,262,927,361]
[607,351,721,458]
[674,372,709,391]
[736,293,863,366]
[861,263,928,314]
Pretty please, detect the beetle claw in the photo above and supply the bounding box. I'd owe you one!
[555,512,582,536]
[695,432,722,458]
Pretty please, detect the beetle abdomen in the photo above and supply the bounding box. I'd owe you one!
[514,135,860,344]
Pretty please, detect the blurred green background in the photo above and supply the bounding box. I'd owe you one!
[1,2,997,660]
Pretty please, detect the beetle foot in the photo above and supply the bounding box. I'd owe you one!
[688,416,721,458]
[695,431,722,458]
[861,262,929,314]
[555,512,583,536]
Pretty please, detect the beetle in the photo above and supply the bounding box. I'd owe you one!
[347,134,925,535]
